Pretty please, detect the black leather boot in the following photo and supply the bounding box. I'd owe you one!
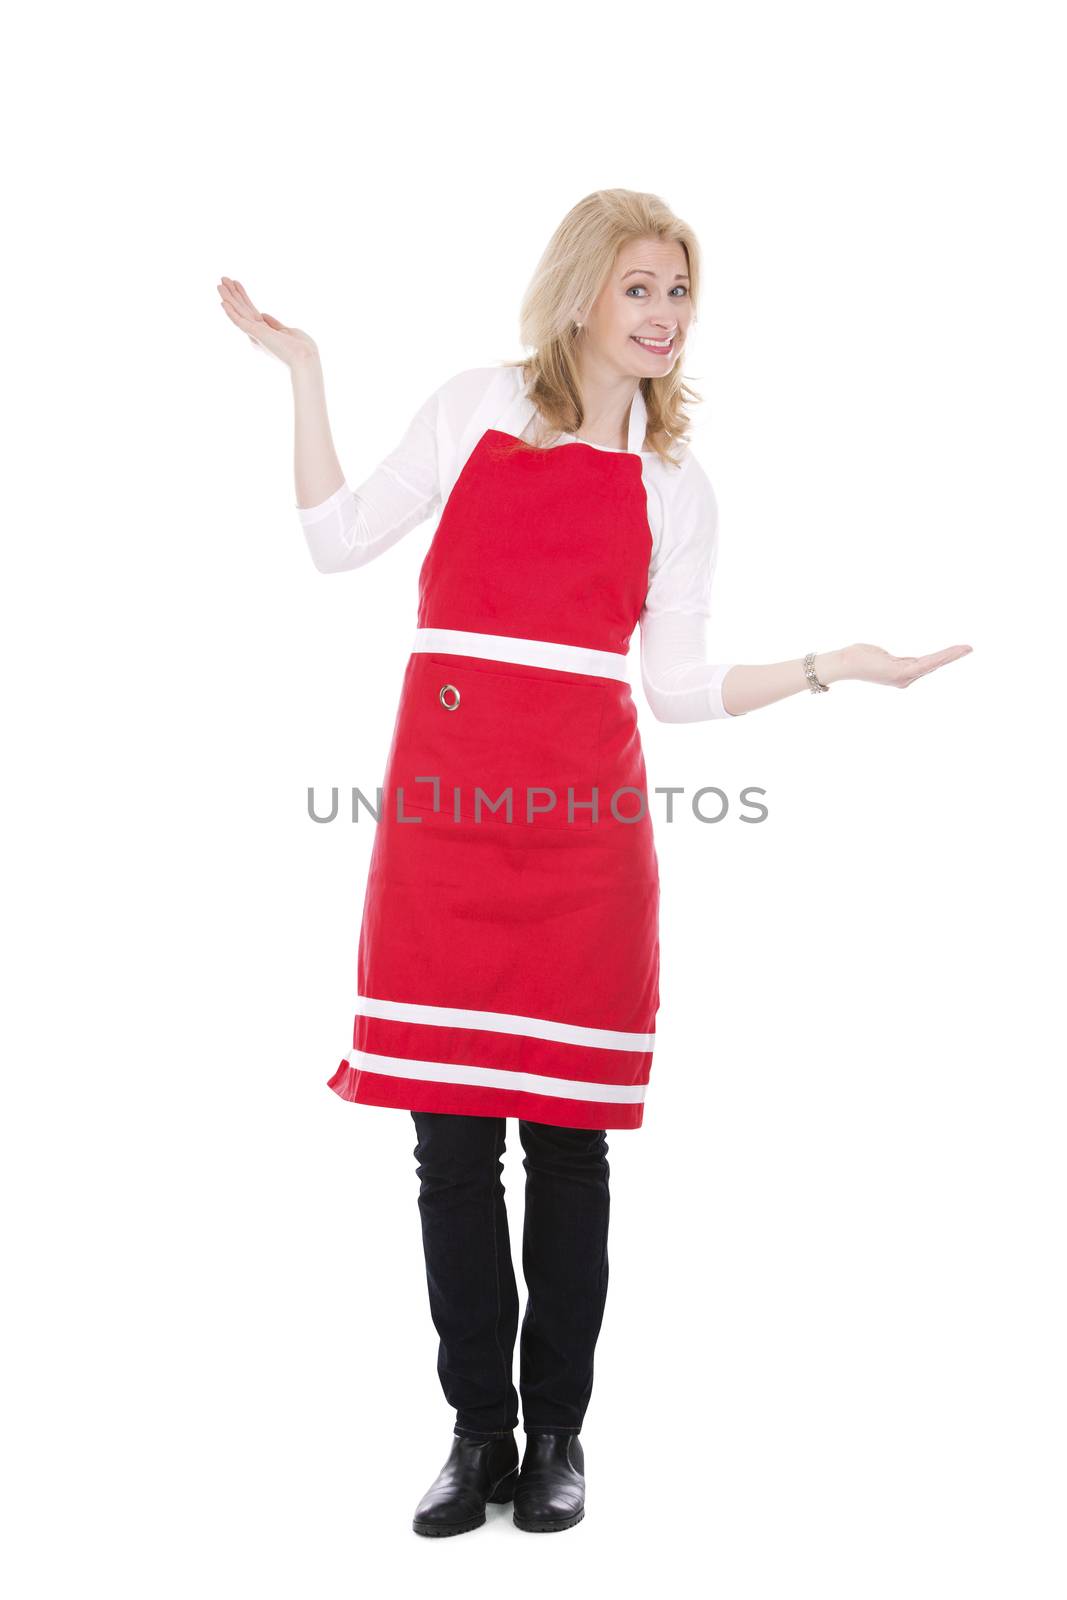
[512,1431,586,1532]
[412,1431,520,1537]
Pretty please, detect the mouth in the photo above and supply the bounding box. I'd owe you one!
[630,334,676,354]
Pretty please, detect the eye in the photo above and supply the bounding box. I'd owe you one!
[625,284,690,297]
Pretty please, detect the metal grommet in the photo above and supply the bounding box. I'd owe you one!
[439,683,460,711]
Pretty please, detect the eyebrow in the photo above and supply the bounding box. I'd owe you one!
[621,268,690,281]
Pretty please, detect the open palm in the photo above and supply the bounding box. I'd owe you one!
[217,277,318,368]
[845,641,972,687]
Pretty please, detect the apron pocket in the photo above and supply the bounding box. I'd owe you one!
[392,654,607,831]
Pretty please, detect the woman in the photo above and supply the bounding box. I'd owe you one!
[217,188,970,1538]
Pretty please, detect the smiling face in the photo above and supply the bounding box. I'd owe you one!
[580,235,693,376]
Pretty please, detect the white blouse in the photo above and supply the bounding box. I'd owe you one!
[296,363,738,721]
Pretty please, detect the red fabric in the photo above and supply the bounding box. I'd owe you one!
[417,431,652,653]
[332,429,661,1131]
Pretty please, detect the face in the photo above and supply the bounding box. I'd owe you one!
[579,236,693,376]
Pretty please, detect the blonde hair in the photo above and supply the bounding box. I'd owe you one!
[503,188,703,469]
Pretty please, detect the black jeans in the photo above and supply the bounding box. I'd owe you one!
[411,1111,611,1440]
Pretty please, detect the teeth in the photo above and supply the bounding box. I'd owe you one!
[633,336,673,349]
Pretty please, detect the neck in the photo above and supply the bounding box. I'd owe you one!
[572,354,640,451]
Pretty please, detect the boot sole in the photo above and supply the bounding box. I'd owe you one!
[513,1505,585,1532]
[412,1466,519,1536]
[412,1512,486,1537]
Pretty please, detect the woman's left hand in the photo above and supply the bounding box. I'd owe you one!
[841,641,973,688]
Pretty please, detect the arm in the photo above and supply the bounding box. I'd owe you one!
[639,451,844,720]
[638,450,969,719]
[293,352,345,509]
[640,607,846,720]
[717,649,847,715]
[639,452,741,721]
[214,278,442,576]
[293,353,442,575]
[640,609,737,721]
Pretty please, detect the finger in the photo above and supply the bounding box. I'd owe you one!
[224,296,262,332]
[220,277,258,317]
[233,280,259,315]
[219,282,246,315]
[918,645,973,673]
[909,646,973,680]
[222,303,262,341]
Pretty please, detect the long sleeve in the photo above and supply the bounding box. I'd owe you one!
[296,383,443,574]
[638,450,739,721]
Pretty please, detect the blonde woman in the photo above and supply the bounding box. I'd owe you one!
[217,188,969,1538]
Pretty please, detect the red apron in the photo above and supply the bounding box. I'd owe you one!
[327,427,660,1130]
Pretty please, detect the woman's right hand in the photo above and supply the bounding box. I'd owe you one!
[217,277,319,370]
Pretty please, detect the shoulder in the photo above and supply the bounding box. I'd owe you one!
[666,443,717,518]
[645,440,718,551]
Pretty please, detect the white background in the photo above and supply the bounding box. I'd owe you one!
[3,2,1064,1595]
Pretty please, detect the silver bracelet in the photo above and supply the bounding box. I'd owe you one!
[803,650,830,694]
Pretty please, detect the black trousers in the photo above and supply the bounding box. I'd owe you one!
[411,1111,611,1440]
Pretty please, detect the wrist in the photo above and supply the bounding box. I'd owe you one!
[289,347,323,382]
